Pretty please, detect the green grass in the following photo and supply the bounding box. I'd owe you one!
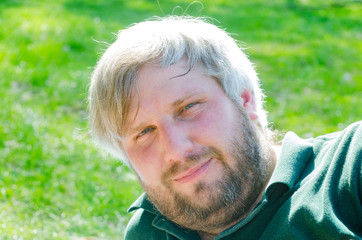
[0,0,361,239]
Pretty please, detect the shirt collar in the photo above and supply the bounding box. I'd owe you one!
[265,131,313,200]
[128,193,200,239]
[128,192,158,214]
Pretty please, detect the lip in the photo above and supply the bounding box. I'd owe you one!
[173,159,212,184]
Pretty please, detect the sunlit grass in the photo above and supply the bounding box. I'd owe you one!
[0,0,361,239]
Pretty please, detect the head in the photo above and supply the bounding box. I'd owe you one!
[89,16,275,233]
[89,16,268,164]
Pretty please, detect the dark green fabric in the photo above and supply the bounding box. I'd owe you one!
[124,122,362,240]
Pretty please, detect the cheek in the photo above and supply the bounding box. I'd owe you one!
[124,143,163,184]
[191,101,236,143]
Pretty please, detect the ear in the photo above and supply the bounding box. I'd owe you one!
[241,89,259,120]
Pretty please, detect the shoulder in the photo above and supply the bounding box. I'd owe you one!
[313,121,361,162]
[310,121,362,233]
[124,208,167,240]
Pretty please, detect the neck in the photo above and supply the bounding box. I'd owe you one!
[198,232,216,240]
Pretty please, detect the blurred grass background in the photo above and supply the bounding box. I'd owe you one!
[0,0,361,239]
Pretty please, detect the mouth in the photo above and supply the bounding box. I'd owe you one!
[173,159,212,184]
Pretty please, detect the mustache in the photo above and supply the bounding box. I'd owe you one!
[162,146,224,182]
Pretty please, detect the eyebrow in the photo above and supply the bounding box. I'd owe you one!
[126,89,203,137]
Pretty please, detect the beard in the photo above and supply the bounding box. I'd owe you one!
[140,103,272,233]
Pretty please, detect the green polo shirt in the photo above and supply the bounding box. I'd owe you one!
[125,122,362,239]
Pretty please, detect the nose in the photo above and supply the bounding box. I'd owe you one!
[158,121,193,164]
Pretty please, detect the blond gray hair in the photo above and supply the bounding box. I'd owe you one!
[89,16,268,164]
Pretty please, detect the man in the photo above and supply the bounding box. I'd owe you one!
[88,16,361,239]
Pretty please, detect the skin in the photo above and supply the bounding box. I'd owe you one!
[122,59,277,239]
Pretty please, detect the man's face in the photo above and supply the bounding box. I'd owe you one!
[122,59,271,232]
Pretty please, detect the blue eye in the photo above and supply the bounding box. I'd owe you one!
[183,102,196,111]
[138,128,152,138]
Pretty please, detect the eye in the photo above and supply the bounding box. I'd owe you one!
[183,102,196,111]
[178,101,204,118]
[136,127,154,139]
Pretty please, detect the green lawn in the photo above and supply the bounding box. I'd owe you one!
[0,0,361,239]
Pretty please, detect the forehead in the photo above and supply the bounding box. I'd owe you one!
[135,59,216,107]
[137,60,193,91]
[123,59,220,132]
[136,58,199,98]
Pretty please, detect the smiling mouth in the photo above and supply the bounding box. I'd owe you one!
[173,159,212,184]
